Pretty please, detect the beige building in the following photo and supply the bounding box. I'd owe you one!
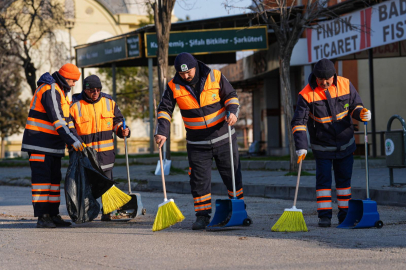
[4,0,184,158]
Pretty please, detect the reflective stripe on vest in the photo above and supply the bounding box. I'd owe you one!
[76,101,82,117]
[22,144,65,154]
[26,117,58,135]
[183,109,225,128]
[86,140,114,152]
[106,98,111,112]
[31,84,46,110]
[101,162,114,170]
[311,137,355,152]
[187,128,235,145]
[49,83,79,144]
[70,97,117,151]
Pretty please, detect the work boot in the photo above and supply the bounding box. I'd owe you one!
[338,217,346,225]
[51,215,72,227]
[101,213,111,221]
[192,216,210,230]
[37,214,56,228]
[318,217,331,227]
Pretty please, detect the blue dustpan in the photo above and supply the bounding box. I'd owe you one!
[337,122,383,229]
[207,198,250,229]
[207,114,252,230]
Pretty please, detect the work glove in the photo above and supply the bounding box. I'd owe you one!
[72,141,86,152]
[360,108,371,122]
[296,149,307,164]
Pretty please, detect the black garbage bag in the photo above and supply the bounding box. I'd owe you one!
[65,147,115,223]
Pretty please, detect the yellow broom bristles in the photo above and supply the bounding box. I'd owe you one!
[271,207,308,232]
[101,185,132,214]
[152,199,185,232]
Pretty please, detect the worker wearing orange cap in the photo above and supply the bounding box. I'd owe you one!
[22,63,85,228]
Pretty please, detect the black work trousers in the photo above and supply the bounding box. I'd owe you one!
[29,153,62,217]
[187,139,243,217]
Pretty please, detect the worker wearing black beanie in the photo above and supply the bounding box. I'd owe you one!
[291,58,371,228]
[70,74,130,222]
[155,52,250,230]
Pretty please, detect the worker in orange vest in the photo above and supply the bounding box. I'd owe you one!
[69,75,130,221]
[291,58,371,227]
[155,52,247,230]
[22,63,85,228]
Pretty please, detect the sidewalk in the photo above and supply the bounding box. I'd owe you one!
[1,158,405,207]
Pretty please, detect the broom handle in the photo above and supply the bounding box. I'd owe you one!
[227,112,236,199]
[293,160,303,207]
[159,147,167,200]
[364,122,370,199]
[123,119,131,194]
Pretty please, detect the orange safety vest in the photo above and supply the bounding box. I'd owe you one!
[167,70,226,130]
[22,83,77,156]
[70,97,118,152]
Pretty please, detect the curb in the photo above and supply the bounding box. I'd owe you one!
[146,180,406,207]
[2,178,405,207]
[0,158,387,170]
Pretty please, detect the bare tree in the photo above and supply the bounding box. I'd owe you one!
[0,0,66,95]
[225,0,364,171]
[147,0,176,158]
[0,55,29,158]
[148,0,176,96]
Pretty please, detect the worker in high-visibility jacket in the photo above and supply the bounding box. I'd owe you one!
[69,75,130,221]
[22,63,85,228]
[155,52,247,230]
[291,58,371,227]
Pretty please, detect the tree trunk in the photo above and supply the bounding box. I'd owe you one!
[151,0,175,160]
[23,60,37,95]
[279,57,298,172]
[0,136,5,159]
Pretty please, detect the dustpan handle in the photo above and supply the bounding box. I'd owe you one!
[159,147,167,200]
[293,160,302,207]
[227,112,236,199]
[364,122,370,199]
[123,118,131,194]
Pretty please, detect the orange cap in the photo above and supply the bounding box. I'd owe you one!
[59,63,81,81]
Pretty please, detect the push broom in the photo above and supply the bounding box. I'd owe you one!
[271,159,308,232]
[152,146,185,231]
[102,185,132,214]
[101,124,132,214]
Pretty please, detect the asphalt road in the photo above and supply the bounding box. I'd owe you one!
[1,186,406,270]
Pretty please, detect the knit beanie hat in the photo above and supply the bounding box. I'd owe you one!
[313,58,336,79]
[59,63,81,81]
[174,52,198,72]
[83,75,102,90]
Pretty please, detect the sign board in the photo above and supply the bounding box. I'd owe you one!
[127,35,141,58]
[291,0,406,65]
[145,26,268,57]
[76,34,141,67]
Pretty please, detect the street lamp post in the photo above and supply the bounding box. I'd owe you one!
[65,18,75,96]
[65,18,75,63]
